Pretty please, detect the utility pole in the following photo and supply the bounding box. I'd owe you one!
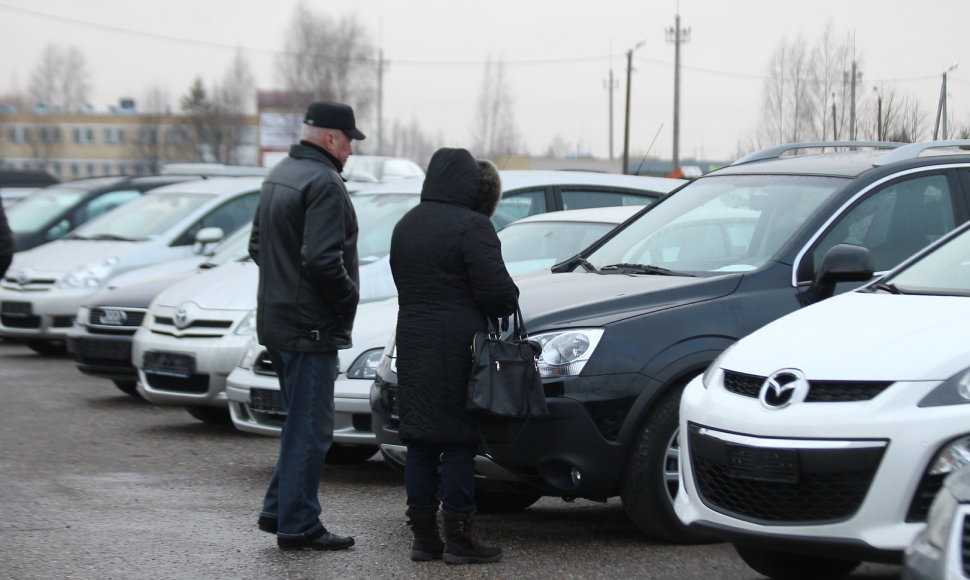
[376,49,387,155]
[935,62,959,140]
[844,61,861,140]
[623,39,645,175]
[604,68,618,159]
[666,14,690,171]
[832,93,838,140]
[873,86,883,141]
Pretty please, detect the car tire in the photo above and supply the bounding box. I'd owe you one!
[112,380,139,397]
[733,544,860,580]
[185,405,232,424]
[325,444,378,464]
[25,340,66,355]
[379,450,405,472]
[620,385,718,544]
[474,486,542,514]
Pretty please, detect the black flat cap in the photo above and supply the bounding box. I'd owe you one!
[303,101,366,140]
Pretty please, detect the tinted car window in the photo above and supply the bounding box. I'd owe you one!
[587,175,844,274]
[7,187,86,232]
[560,189,653,210]
[174,192,260,246]
[813,173,956,272]
[77,189,140,223]
[494,189,547,229]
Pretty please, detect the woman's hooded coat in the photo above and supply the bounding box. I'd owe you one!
[389,148,518,445]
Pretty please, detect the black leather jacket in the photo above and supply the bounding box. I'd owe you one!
[249,143,359,352]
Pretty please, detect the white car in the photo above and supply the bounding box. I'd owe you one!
[0,176,262,353]
[133,171,682,427]
[675,221,970,579]
[904,466,970,580]
[225,204,646,459]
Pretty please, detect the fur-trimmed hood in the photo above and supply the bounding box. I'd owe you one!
[420,148,502,216]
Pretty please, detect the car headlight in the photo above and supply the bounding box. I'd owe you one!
[237,340,262,371]
[702,343,738,389]
[919,368,970,407]
[235,309,257,336]
[928,436,970,477]
[55,257,119,289]
[531,328,604,378]
[347,348,384,379]
[924,485,959,549]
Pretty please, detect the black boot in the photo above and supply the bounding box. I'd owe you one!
[442,510,502,564]
[406,508,444,561]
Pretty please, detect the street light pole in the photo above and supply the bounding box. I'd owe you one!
[873,86,883,141]
[666,15,690,172]
[622,39,645,175]
[604,68,618,159]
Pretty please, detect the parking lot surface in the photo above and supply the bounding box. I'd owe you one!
[0,341,903,579]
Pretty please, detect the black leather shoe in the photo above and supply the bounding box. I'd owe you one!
[258,515,277,534]
[278,529,355,551]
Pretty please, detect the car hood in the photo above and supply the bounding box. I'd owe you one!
[104,256,204,290]
[517,271,741,332]
[348,297,399,352]
[10,239,137,277]
[152,261,257,311]
[725,292,970,381]
[82,271,198,309]
[359,256,396,302]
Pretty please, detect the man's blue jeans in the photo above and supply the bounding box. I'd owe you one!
[405,442,477,513]
[260,349,338,540]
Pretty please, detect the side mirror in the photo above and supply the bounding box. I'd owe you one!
[808,243,874,303]
[193,227,224,254]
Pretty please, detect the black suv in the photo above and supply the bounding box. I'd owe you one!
[371,140,970,542]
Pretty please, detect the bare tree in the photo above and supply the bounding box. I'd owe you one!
[385,119,439,168]
[808,23,854,141]
[276,3,375,122]
[754,36,815,147]
[27,44,91,113]
[471,57,521,159]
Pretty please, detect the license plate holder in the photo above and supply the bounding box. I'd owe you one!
[250,388,286,415]
[77,338,131,360]
[143,351,195,379]
[725,445,798,484]
[1,301,32,317]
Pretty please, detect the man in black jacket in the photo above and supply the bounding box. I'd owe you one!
[249,101,364,551]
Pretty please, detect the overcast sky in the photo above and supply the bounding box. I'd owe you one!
[1,0,967,162]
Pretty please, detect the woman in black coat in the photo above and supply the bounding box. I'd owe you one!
[389,148,518,565]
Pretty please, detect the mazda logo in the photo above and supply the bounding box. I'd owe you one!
[759,368,810,410]
[98,309,128,326]
[173,308,190,329]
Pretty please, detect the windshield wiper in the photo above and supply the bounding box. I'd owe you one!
[600,263,695,277]
[84,233,139,241]
[873,281,903,294]
[576,258,598,272]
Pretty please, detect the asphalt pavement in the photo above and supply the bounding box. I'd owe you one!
[0,340,904,579]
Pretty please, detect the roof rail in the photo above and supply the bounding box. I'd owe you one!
[872,139,970,166]
[731,141,904,166]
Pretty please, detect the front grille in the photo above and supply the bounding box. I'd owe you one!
[143,374,208,394]
[962,515,970,576]
[73,337,131,361]
[89,308,146,328]
[52,316,74,328]
[723,370,892,402]
[688,423,886,524]
[154,316,232,329]
[1,314,40,328]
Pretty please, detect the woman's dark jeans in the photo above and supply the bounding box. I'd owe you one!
[405,442,477,513]
[260,349,338,540]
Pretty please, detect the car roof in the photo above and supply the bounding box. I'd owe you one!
[143,176,266,195]
[713,149,889,178]
[507,205,643,226]
[352,170,683,195]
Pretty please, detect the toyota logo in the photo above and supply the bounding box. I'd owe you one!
[759,368,810,410]
[98,309,128,326]
[16,271,29,286]
[173,308,190,329]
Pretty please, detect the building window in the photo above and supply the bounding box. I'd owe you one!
[71,163,80,177]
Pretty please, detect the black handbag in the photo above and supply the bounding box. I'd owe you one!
[466,305,548,418]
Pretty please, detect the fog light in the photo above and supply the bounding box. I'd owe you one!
[570,467,582,486]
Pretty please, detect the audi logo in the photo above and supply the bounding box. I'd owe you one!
[97,309,128,326]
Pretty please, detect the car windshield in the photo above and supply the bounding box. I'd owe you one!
[499,221,618,277]
[583,174,846,275]
[202,223,253,267]
[879,227,970,297]
[351,193,420,264]
[68,192,213,241]
[7,187,86,233]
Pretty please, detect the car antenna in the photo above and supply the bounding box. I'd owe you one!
[634,123,664,176]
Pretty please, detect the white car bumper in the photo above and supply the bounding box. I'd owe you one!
[0,286,98,340]
[675,373,968,557]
